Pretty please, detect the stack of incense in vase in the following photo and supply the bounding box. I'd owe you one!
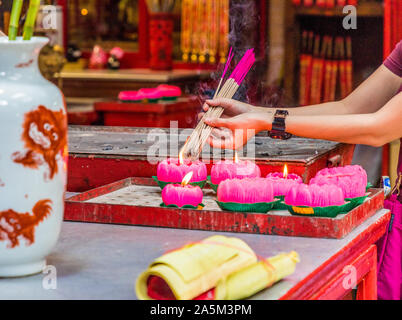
[330,36,353,100]
[7,0,40,41]
[299,32,353,105]
[339,36,354,99]
[146,0,176,13]
[181,48,256,160]
[299,31,314,106]
[310,34,326,105]
[292,0,358,7]
[180,0,229,64]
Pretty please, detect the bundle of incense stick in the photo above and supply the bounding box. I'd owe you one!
[182,48,256,159]
[323,36,333,103]
[299,31,314,106]
[345,37,353,96]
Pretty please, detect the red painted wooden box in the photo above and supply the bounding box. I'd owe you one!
[94,96,200,128]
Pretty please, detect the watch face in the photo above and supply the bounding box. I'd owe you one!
[275,110,289,117]
[271,110,291,140]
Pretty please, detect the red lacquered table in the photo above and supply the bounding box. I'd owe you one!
[277,209,390,300]
[2,209,388,300]
[275,205,388,300]
[61,125,386,299]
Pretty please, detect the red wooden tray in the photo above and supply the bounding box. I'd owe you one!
[64,177,384,239]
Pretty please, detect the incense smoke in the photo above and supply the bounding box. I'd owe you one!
[229,0,259,103]
[193,0,260,109]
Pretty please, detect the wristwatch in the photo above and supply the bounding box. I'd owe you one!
[268,110,292,140]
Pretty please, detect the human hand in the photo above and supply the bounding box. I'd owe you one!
[198,98,255,121]
[204,112,272,150]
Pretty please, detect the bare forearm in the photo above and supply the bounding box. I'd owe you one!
[254,100,349,116]
[284,114,376,145]
[261,92,402,147]
[254,64,402,117]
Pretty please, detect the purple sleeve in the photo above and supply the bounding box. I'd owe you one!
[384,41,402,77]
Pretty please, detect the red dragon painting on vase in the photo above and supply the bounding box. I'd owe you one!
[12,105,67,180]
[0,200,53,248]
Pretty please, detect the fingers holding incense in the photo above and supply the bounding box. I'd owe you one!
[183,48,255,159]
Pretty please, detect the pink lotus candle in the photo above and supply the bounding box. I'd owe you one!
[162,172,204,208]
[157,151,207,183]
[310,165,367,198]
[266,165,303,197]
[211,152,261,185]
[217,178,274,204]
[285,183,344,207]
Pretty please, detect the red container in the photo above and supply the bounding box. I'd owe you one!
[149,14,174,70]
[94,96,200,128]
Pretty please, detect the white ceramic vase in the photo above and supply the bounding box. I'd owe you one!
[0,37,67,277]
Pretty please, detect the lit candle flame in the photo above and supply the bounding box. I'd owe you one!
[179,149,185,165]
[181,171,193,186]
[283,164,288,179]
[234,151,239,164]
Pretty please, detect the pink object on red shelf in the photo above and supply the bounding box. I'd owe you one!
[118,85,181,102]
[137,88,162,101]
[118,91,140,102]
[157,158,207,183]
[89,45,108,69]
[156,85,182,98]
[211,159,261,185]
[217,178,274,204]
[110,47,125,60]
[162,183,203,208]
[118,88,161,102]
[285,183,345,207]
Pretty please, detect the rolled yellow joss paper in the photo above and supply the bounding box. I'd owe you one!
[215,251,300,300]
[136,235,258,300]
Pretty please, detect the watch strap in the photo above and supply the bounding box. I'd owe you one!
[269,110,292,140]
